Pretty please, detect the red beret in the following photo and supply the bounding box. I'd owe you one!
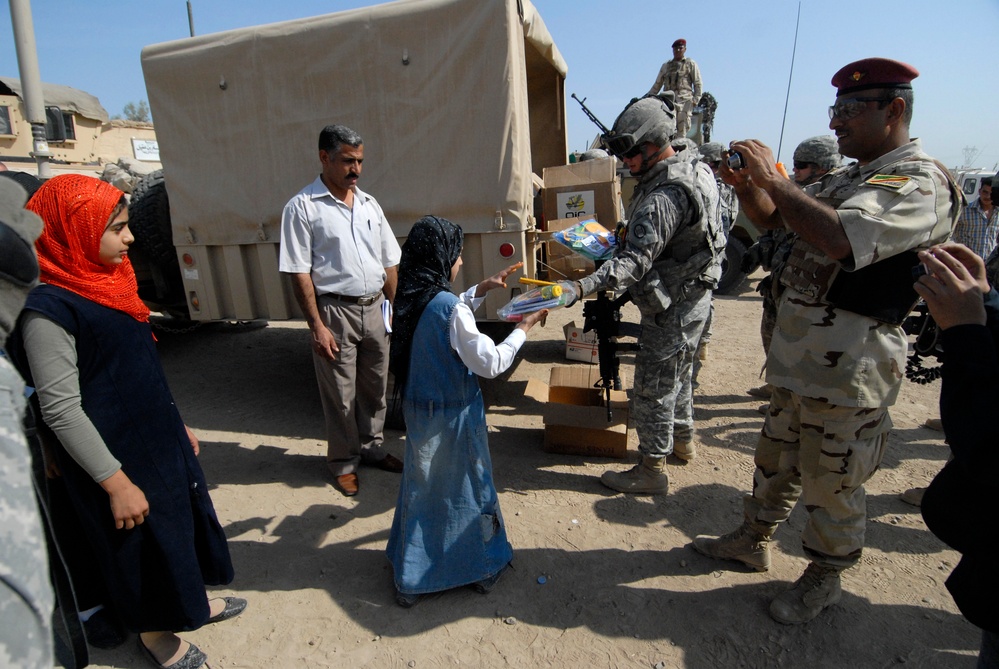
[831,58,919,96]
[672,39,686,48]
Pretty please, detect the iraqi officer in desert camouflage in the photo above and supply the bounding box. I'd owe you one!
[574,93,723,495]
[745,135,842,400]
[692,58,962,624]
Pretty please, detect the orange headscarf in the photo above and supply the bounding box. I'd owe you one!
[27,174,150,322]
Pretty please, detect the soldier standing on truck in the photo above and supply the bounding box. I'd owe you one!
[647,39,702,140]
[279,124,404,498]
[692,58,961,625]
[575,94,722,493]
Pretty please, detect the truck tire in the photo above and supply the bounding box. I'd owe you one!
[128,170,176,267]
[715,236,748,295]
[128,170,189,317]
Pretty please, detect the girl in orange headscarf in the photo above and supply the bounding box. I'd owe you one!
[9,174,244,669]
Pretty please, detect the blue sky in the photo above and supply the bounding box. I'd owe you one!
[3,0,997,170]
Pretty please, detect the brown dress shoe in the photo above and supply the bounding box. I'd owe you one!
[334,473,359,496]
[374,453,404,473]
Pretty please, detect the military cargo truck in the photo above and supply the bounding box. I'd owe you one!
[0,76,159,173]
[131,0,567,321]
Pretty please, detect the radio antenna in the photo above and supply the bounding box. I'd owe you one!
[776,2,802,162]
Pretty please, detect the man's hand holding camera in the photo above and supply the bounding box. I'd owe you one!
[721,140,784,192]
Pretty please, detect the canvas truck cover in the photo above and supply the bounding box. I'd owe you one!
[140,0,567,321]
[0,76,109,122]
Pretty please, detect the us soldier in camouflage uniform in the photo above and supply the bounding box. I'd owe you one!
[574,93,723,494]
[745,135,841,400]
[691,58,962,624]
[692,142,739,383]
[647,39,703,140]
[0,177,52,668]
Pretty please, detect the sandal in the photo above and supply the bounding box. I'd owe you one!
[206,596,247,624]
[137,636,206,669]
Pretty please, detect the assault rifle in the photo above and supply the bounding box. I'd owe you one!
[582,261,641,421]
[571,93,611,136]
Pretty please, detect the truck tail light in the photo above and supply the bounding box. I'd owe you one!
[499,243,515,258]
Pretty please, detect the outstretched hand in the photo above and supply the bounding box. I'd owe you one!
[476,262,524,298]
[913,243,988,329]
[517,308,549,333]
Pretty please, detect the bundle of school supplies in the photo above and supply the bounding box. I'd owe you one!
[553,218,616,261]
[497,279,579,322]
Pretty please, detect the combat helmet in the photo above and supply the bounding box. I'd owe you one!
[699,142,724,163]
[602,93,677,160]
[793,135,841,171]
[578,148,610,162]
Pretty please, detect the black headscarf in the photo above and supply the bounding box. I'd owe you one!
[389,215,464,390]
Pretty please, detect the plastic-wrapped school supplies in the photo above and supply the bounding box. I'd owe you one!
[553,219,616,261]
[497,281,579,322]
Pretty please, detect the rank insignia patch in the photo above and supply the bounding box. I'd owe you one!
[865,174,911,190]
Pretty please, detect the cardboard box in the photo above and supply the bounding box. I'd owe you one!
[525,365,630,459]
[564,321,597,363]
[541,158,623,231]
[540,217,596,281]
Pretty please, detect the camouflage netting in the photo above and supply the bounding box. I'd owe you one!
[100,157,159,195]
[697,91,717,143]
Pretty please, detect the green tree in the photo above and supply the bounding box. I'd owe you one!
[122,100,151,123]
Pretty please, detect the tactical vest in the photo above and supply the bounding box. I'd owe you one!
[778,156,961,325]
[665,59,697,97]
[627,150,725,293]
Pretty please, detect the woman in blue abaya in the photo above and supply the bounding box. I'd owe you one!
[386,215,547,607]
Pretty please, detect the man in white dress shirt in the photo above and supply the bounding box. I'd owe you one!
[279,124,402,497]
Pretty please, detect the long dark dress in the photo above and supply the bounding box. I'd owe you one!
[10,285,233,632]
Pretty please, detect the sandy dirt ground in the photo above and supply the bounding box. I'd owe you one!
[85,270,979,669]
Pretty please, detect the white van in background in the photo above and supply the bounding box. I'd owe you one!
[954,168,995,207]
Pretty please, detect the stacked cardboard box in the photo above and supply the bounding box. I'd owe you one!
[539,157,623,282]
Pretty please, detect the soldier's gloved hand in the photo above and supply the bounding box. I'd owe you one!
[560,280,583,308]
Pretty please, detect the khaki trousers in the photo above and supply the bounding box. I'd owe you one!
[314,293,389,476]
[744,386,891,570]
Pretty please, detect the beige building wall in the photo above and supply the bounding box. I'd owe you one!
[1,95,160,170]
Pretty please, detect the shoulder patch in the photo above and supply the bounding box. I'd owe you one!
[864,174,912,190]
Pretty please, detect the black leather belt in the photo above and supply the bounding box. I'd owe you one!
[327,292,381,306]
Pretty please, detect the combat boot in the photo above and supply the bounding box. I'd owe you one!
[768,562,842,624]
[747,383,773,399]
[672,439,697,461]
[600,456,669,494]
[691,523,772,571]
